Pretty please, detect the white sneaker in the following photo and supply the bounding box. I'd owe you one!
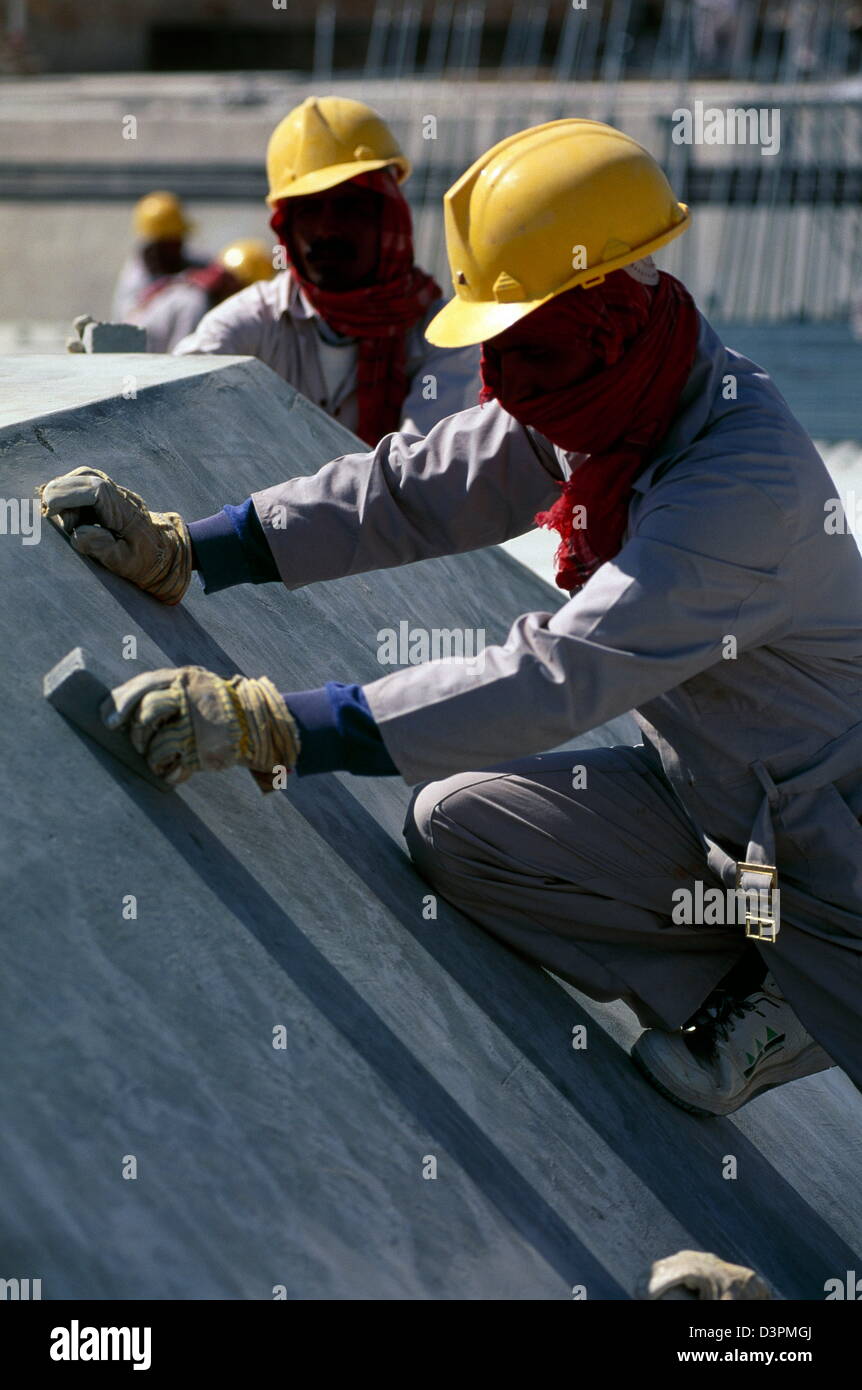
[631,972,834,1116]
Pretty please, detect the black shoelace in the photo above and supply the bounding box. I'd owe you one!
[683,987,769,1059]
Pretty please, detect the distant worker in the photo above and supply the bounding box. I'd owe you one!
[126,239,276,354]
[112,191,205,322]
[42,121,862,1114]
[174,96,480,442]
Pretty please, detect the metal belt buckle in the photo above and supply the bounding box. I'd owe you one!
[736,862,779,943]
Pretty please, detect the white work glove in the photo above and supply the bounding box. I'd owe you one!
[639,1250,772,1301]
[102,665,301,792]
[37,466,192,605]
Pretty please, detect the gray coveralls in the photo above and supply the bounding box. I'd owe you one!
[125,277,212,353]
[251,313,862,1093]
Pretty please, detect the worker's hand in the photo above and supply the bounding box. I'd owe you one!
[101,665,300,792]
[36,466,192,605]
[65,314,94,353]
[639,1250,772,1302]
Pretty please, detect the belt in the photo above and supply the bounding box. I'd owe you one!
[695,717,862,945]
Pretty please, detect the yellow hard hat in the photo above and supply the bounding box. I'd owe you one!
[426,119,691,348]
[266,95,411,203]
[132,190,193,242]
[218,238,277,288]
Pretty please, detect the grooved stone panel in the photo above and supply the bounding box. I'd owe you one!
[1,354,859,1300]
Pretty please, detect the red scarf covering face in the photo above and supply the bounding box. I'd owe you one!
[270,169,442,445]
[480,269,700,591]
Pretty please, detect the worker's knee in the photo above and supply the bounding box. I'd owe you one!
[403,772,483,885]
[403,778,448,879]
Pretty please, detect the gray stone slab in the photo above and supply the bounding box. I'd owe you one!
[81,321,147,354]
[1,353,859,1300]
[0,353,245,428]
[43,646,172,792]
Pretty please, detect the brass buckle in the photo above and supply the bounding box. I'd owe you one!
[736,862,779,943]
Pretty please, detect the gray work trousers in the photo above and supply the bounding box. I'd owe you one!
[404,742,756,1032]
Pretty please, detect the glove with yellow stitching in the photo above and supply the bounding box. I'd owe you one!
[37,467,192,605]
[101,666,301,792]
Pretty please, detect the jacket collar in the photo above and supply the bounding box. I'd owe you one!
[280,269,357,345]
[279,270,315,322]
[630,314,729,493]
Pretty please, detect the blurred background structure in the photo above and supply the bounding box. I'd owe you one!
[2,1,861,323]
[3,1,862,80]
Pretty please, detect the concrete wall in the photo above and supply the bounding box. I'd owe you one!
[3,74,860,323]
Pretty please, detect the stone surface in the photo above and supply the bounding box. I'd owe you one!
[1,353,860,1300]
[43,646,172,792]
[81,321,147,353]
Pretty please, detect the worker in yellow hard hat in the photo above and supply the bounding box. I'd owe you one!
[112,191,207,322]
[41,119,856,1119]
[218,239,278,290]
[174,95,480,443]
[125,237,276,354]
[133,190,193,244]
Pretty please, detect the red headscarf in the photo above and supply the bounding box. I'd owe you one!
[480,269,699,591]
[270,169,442,445]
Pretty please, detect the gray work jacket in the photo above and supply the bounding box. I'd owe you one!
[173,270,481,437]
[252,313,862,1087]
[126,279,211,353]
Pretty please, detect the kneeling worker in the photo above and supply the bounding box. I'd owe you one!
[173,96,480,442]
[39,120,862,1115]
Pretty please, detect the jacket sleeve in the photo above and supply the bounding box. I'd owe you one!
[361,461,795,784]
[252,400,564,587]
